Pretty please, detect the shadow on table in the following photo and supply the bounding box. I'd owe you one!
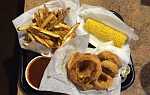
[141,0,150,6]
[140,62,150,95]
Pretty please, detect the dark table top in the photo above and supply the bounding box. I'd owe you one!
[0,0,24,95]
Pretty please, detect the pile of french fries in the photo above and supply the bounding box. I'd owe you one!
[17,5,79,48]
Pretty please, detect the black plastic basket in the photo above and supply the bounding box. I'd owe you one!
[17,2,135,94]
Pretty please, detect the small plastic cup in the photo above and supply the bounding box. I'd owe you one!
[25,56,51,90]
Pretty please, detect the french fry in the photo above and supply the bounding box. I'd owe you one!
[46,20,57,30]
[63,23,79,40]
[28,27,52,40]
[44,39,56,48]
[41,13,57,28]
[32,32,51,40]
[52,30,68,39]
[26,26,50,40]
[17,24,31,31]
[24,33,32,42]
[32,33,50,48]
[33,12,42,26]
[61,32,76,46]
[38,9,45,22]
[29,31,56,48]
[43,4,49,14]
[32,5,49,27]
[31,25,60,38]
[54,23,71,30]
[28,33,35,41]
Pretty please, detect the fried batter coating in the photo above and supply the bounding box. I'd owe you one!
[67,52,102,90]
[101,60,118,78]
[94,72,113,90]
[97,51,121,67]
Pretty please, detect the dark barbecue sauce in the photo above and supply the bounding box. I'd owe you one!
[27,57,51,88]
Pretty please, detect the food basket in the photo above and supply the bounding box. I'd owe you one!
[16,0,135,94]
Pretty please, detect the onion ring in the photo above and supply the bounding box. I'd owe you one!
[97,51,121,67]
[94,72,113,90]
[67,52,102,90]
[101,60,118,78]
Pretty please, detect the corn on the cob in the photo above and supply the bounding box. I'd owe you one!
[84,19,128,47]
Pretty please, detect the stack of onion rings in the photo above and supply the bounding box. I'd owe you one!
[66,51,121,91]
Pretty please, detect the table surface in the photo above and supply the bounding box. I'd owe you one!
[18,0,150,95]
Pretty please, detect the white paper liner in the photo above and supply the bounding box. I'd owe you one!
[12,0,79,55]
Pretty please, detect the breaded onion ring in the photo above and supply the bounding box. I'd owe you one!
[97,51,121,67]
[67,52,102,90]
[94,72,113,90]
[101,60,118,78]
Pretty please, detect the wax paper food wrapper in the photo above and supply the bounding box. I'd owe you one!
[12,0,80,55]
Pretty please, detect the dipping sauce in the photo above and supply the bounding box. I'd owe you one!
[25,56,51,89]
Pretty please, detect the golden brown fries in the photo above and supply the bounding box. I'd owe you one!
[54,23,71,30]
[61,32,76,46]
[63,23,80,41]
[28,33,35,41]
[44,39,56,48]
[31,25,60,38]
[41,13,57,28]
[32,33,51,48]
[17,24,31,32]
[17,5,79,49]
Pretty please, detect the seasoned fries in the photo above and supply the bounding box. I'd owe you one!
[28,33,35,41]
[31,25,60,38]
[54,23,71,30]
[17,5,79,48]
[63,23,80,41]
[41,13,57,28]
[32,33,50,48]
